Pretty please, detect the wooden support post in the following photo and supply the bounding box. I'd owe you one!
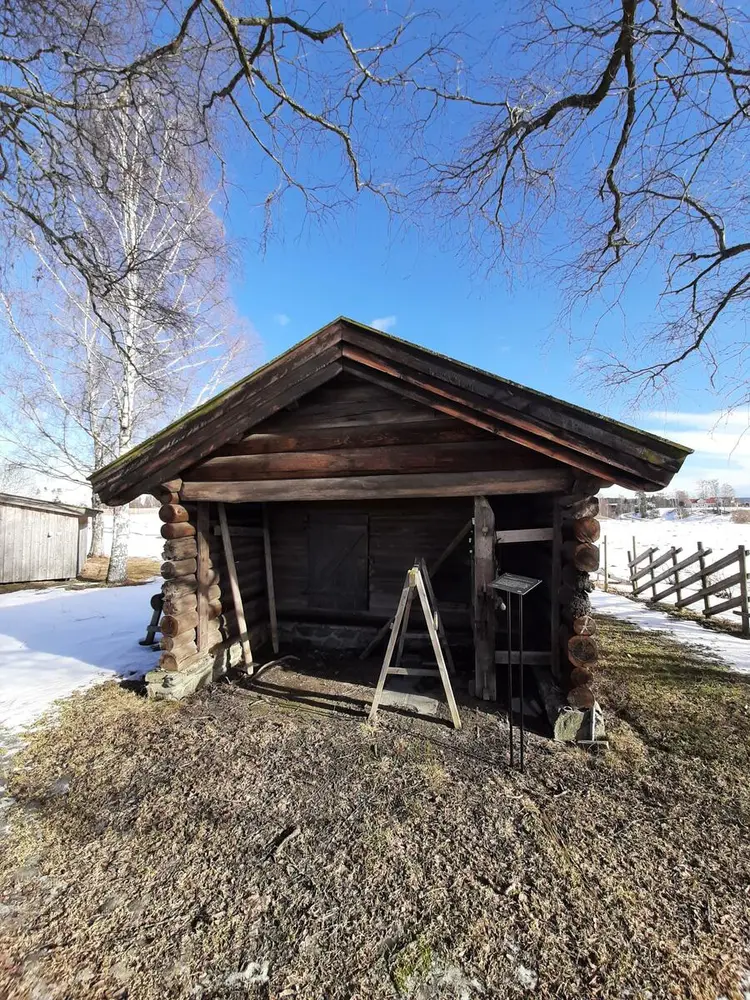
[649,549,658,602]
[195,503,210,653]
[697,541,710,615]
[217,502,253,672]
[671,546,682,606]
[550,498,562,681]
[473,496,496,701]
[603,535,609,593]
[739,545,749,638]
[631,535,638,595]
[262,504,279,655]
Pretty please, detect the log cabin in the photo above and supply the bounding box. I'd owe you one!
[90,318,691,738]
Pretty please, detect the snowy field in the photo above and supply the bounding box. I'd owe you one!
[597,510,750,622]
[101,508,162,559]
[0,583,160,741]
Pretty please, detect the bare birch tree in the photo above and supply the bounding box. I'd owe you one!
[2,1,454,312]
[0,99,249,581]
[425,2,750,409]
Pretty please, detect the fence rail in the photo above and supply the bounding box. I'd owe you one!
[627,537,750,637]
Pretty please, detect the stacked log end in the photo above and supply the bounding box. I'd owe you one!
[157,489,225,673]
[559,493,601,711]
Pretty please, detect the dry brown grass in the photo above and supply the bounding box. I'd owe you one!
[79,555,160,584]
[731,509,750,524]
[1,618,750,999]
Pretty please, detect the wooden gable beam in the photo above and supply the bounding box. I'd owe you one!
[95,349,343,504]
[337,358,649,490]
[341,326,686,476]
[340,350,667,491]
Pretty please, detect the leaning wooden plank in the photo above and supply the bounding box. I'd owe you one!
[419,557,455,676]
[627,547,658,569]
[496,527,554,543]
[359,519,472,660]
[631,547,679,582]
[262,504,279,655]
[217,502,253,672]
[368,576,413,724]
[676,571,745,608]
[633,547,683,594]
[704,594,745,618]
[414,568,462,730]
[550,499,562,681]
[195,502,211,653]
[636,549,711,601]
[181,469,572,502]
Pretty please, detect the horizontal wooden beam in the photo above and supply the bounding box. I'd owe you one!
[495,650,551,665]
[496,527,554,544]
[340,358,637,490]
[210,525,264,537]
[341,348,671,488]
[229,419,484,454]
[341,326,688,472]
[189,440,546,481]
[94,347,343,504]
[181,469,572,503]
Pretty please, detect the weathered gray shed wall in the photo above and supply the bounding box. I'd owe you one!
[0,500,88,583]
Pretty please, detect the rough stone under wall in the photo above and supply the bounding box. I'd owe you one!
[146,641,245,701]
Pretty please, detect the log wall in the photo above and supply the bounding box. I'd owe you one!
[557,494,601,710]
[156,489,269,678]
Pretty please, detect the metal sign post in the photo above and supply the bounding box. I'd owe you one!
[490,573,542,773]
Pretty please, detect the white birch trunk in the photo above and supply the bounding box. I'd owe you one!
[106,503,130,583]
[88,491,106,558]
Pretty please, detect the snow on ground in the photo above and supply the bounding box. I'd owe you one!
[592,589,750,674]
[101,508,162,559]
[0,583,160,739]
[597,510,750,623]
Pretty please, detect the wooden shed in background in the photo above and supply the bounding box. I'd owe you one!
[0,494,91,584]
[91,318,691,736]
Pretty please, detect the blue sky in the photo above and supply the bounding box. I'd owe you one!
[224,185,750,496]
[211,0,750,496]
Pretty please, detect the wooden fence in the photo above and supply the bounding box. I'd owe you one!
[628,538,749,636]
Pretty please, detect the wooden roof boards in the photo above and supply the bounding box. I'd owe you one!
[91,317,692,504]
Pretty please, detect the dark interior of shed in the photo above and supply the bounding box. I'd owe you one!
[213,493,556,722]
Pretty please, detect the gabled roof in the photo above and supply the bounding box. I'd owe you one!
[91,317,692,504]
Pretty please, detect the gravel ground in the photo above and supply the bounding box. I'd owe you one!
[1,617,750,1000]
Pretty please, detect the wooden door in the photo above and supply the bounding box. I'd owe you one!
[308,513,369,610]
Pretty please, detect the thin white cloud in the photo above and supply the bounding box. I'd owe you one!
[613,411,750,495]
[273,313,290,327]
[648,409,750,431]
[370,315,397,333]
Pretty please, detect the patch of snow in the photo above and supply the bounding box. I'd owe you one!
[591,590,750,674]
[0,583,160,739]
[101,509,162,559]
[597,515,750,623]
[224,961,270,987]
[514,965,538,991]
